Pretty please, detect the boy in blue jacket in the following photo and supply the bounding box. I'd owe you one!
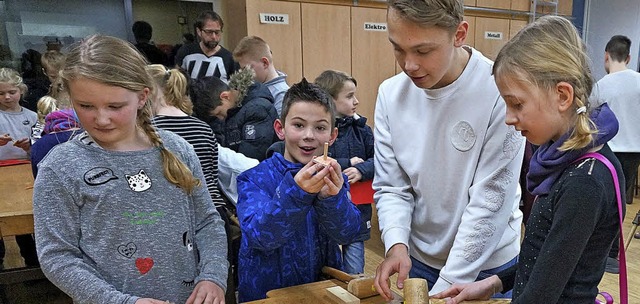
[236,78,362,302]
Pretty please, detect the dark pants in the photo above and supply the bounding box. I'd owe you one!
[614,152,640,204]
[609,152,637,258]
[0,234,40,268]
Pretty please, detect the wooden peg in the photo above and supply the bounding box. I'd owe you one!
[403,278,429,304]
[324,142,329,160]
[313,142,335,166]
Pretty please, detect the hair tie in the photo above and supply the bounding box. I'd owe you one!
[165,68,171,77]
[576,106,587,114]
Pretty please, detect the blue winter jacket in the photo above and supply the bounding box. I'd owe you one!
[327,115,375,180]
[236,152,361,302]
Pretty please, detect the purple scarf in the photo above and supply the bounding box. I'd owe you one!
[527,103,618,196]
[43,109,81,134]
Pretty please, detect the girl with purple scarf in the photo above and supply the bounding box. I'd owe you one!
[434,16,624,304]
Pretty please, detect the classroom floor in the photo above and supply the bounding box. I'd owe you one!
[2,198,640,303]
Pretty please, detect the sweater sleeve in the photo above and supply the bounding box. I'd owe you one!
[33,167,138,304]
[432,98,524,293]
[354,124,375,181]
[513,177,606,303]
[187,148,229,290]
[373,89,415,253]
[237,168,317,251]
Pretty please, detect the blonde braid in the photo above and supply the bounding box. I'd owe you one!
[138,101,201,193]
[559,83,598,151]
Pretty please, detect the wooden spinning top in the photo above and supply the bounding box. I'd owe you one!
[313,142,335,166]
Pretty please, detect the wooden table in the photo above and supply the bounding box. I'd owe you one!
[242,279,511,303]
[0,163,35,238]
[0,162,45,286]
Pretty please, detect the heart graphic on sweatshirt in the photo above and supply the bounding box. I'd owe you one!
[117,242,137,258]
[135,257,154,275]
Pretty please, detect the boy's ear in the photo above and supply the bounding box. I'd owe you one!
[274,119,286,140]
[453,21,469,47]
[219,91,229,101]
[260,57,270,68]
[328,127,338,145]
[555,81,574,112]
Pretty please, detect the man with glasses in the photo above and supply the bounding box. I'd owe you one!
[176,11,238,83]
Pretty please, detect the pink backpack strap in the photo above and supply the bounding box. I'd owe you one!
[575,153,627,304]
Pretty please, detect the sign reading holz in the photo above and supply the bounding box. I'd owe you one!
[259,13,289,25]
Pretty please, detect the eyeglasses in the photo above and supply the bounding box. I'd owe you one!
[201,29,222,36]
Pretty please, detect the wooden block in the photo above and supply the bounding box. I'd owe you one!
[326,286,361,304]
[403,278,429,304]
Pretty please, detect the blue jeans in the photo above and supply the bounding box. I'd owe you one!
[342,241,365,274]
[409,256,516,298]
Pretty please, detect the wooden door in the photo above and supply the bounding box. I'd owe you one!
[244,0,303,84]
[350,6,396,126]
[474,17,510,60]
[464,16,476,47]
[509,19,528,40]
[511,0,530,11]
[301,3,351,81]
[476,0,509,9]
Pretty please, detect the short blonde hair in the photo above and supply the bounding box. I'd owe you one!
[0,67,28,95]
[233,36,272,62]
[494,16,596,151]
[37,96,58,123]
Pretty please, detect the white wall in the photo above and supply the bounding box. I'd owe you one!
[584,0,640,80]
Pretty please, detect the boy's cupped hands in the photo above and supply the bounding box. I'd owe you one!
[295,157,344,199]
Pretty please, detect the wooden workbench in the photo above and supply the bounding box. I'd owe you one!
[0,162,35,238]
[0,162,45,286]
[242,279,511,303]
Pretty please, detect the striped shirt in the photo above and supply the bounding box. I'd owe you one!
[153,115,224,208]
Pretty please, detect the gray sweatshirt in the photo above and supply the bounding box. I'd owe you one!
[33,130,228,304]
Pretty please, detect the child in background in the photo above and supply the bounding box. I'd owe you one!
[236,79,361,302]
[31,95,58,144]
[314,70,374,275]
[33,34,228,304]
[0,67,37,160]
[433,16,624,304]
[0,67,39,270]
[41,50,66,85]
[233,35,289,116]
[189,68,278,161]
[147,64,238,304]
